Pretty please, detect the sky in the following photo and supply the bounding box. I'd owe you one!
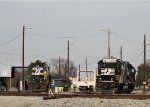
[0,1,150,73]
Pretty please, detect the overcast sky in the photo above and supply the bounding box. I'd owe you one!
[0,1,150,71]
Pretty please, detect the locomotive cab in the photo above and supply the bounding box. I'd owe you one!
[98,58,118,81]
[96,58,136,93]
[96,59,119,92]
[28,60,49,92]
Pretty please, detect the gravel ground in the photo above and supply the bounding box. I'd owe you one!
[0,96,150,107]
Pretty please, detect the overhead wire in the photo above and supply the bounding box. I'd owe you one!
[0,33,22,47]
[109,33,144,65]
[26,33,53,38]
[0,33,22,65]
[111,34,142,45]
[71,49,102,59]
[125,40,143,63]
[0,31,146,69]
[79,59,99,71]
[129,51,143,62]
[111,51,120,58]
[0,62,14,67]
[29,48,66,57]
[0,51,20,57]
[26,33,100,39]
[42,49,67,62]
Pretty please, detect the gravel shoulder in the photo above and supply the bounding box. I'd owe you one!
[0,96,150,107]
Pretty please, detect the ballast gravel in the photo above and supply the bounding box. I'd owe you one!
[0,96,150,107]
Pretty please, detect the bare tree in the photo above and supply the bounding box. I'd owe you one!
[51,58,77,77]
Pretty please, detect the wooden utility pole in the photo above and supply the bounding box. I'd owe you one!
[49,63,51,89]
[143,34,146,93]
[79,64,80,72]
[67,40,69,78]
[67,40,70,89]
[86,58,88,80]
[22,26,31,91]
[120,46,122,61]
[22,26,25,92]
[108,29,111,58]
[65,64,67,78]
[59,56,61,76]
[49,63,51,75]
[100,29,112,58]
[86,58,87,71]
[78,64,80,81]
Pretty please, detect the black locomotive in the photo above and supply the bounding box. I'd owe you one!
[28,60,49,92]
[96,58,136,93]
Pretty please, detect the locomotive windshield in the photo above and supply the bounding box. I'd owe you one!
[100,63,116,68]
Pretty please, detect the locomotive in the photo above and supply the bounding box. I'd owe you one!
[96,58,136,93]
[28,60,49,92]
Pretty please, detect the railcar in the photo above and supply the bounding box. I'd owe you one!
[96,58,136,93]
[28,60,49,92]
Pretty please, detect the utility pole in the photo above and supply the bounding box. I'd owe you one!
[143,34,146,93]
[86,58,87,71]
[86,58,88,81]
[78,64,80,81]
[100,29,112,58]
[22,26,25,92]
[59,56,61,76]
[49,63,51,89]
[22,26,31,92]
[65,64,67,78]
[108,29,111,58]
[67,40,70,89]
[67,40,69,78]
[120,46,122,61]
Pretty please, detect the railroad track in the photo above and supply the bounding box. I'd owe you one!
[55,93,150,100]
[0,91,150,100]
[0,91,47,97]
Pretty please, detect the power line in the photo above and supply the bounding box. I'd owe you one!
[26,33,52,38]
[112,34,142,45]
[129,51,143,62]
[79,59,99,68]
[26,33,100,39]
[43,49,67,62]
[71,49,102,59]
[0,33,22,47]
[0,51,20,57]
[29,48,66,57]
[111,51,120,56]
[125,42,143,60]
[0,62,13,66]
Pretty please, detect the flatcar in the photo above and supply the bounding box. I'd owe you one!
[96,58,136,93]
[28,60,49,92]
